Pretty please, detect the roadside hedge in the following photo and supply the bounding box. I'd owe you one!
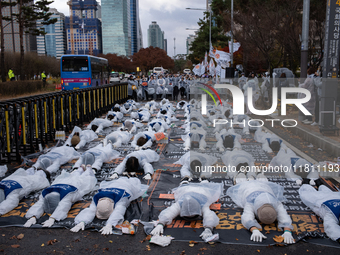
[0,80,43,96]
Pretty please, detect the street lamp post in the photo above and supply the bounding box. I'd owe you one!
[186,7,212,48]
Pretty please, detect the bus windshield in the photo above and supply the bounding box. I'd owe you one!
[62,56,89,72]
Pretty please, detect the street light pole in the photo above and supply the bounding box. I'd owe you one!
[231,0,234,67]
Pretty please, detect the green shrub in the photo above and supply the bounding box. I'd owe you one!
[0,80,43,96]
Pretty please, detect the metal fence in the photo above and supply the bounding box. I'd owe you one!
[0,83,128,163]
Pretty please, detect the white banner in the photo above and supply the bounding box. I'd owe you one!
[228,41,241,53]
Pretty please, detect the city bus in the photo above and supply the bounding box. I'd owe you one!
[60,55,109,90]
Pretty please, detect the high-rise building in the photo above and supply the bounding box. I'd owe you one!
[163,38,167,54]
[37,8,66,58]
[102,0,131,56]
[130,0,142,55]
[186,32,197,55]
[148,21,164,50]
[65,0,102,56]
[96,1,101,20]
[2,1,37,53]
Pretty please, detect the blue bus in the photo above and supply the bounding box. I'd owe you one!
[60,55,109,90]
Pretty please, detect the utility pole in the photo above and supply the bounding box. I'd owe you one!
[231,0,234,67]
[300,0,310,78]
[174,37,176,57]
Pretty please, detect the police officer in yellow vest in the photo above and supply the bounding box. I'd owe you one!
[8,68,15,81]
[41,71,47,87]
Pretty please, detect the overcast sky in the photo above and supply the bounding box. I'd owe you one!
[49,0,207,57]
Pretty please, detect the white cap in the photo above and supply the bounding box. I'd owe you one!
[96,197,114,219]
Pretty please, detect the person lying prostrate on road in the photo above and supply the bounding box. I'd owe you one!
[174,151,217,181]
[232,114,250,134]
[112,104,128,114]
[31,146,80,174]
[144,100,158,113]
[72,144,120,173]
[269,147,318,184]
[131,131,157,150]
[65,126,98,150]
[254,128,287,153]
[106,110,124,123]
[299,184,340,243]
[227,179,295,244]
[221,150,257,183]
[123,102,137,114]
[177,100,188,109]
[24,166,96,228]
[183,120,207,133]
[181,128,207,151]
[110,149,160,180]
[87,118,113,134]
[102,130,132,148]
[131,111,151,123]
[189,110,206,123]
[150,182,222,242]
[70,177,148,235]
[148,118,169,133]
[215,129,242,152]
[0,168,50,216]
[120,119,144,134]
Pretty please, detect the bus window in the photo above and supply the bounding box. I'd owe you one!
[62,56,89,72]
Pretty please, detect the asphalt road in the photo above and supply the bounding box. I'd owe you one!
[1,225,340,255]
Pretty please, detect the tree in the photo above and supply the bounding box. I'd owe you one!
[0,0,16,82]
[99,53,136,73]
[188,8,230,64]
[132,47,174,72]
[11,0,57,80]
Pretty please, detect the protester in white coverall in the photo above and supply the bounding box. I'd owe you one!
[24,167,97,228]
[131,131,156,150]
[150,182,222,242]
[254,128,287,153]
[0,168,50,216]
[110,149,160,180]
[120,119,144,134]
[221,150,257,182]
[243,76,260,114]
[156,75,167,99]
[299,184,340,243]
[65,126,98,150]
[72,144,120,172]
[145,100,158,113]
[106,110,124,123]
[70,177,148,235]
[148,118,169,133]
[87,118,113,134]
[215,129,242,152]
[123,102,137,114]
[269,147,318,184]
[32,146,80,174]
[112,104,128,114]
[174,151,217,181]
[131,111,151,123]
[102,130,132,148]
[177,101,188,110]
[227,180,295,244]
[182,129,207,151]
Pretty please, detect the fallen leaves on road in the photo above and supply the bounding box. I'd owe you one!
[189,241,198,244]
[180,250,186,255]
[257,250,260,253]
[11,245,20,248]
[199,247,208,251]
[273,235,284,243]
[9,235,17,240]
[47,239,58,245]
[140,235,151,243]
[17,234,24,240]
[146,245,151,251]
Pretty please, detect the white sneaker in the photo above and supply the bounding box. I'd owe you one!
[303,120,313,124]
[310,122,318,126]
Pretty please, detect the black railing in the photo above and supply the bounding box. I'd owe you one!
[0,83,128,163]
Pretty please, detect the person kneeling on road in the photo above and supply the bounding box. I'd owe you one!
[70,177,148,235]
[24,166,96,228]
[110,149,160,180]
[227,179,295,244]
[150,182,222,242]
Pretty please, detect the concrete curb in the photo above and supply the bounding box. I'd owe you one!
[266,115,340,157]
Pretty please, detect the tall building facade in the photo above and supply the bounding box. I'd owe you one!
[148,21,164,50]
[163,38,167,54]
[37,8,66,58]
[102,0,131,56]
[65,0,102,56]
[130,0,142,55]
[2,1,37,53]
[186,32,197,55]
